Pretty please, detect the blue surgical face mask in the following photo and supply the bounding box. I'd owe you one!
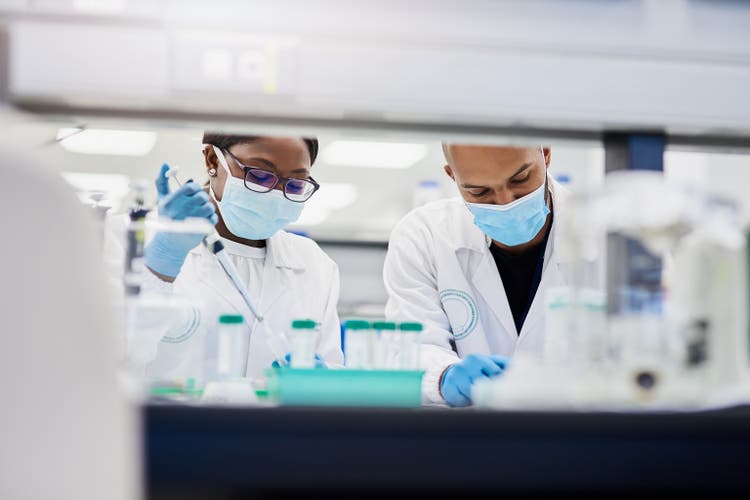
[465,165,550,246]
[210,146,304,240]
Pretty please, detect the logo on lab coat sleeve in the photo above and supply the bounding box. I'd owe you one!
[439,289,478,340]
[161,306,201,343]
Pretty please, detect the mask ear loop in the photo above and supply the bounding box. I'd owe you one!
[205,145,232,202]
[539,145,552,208]
[211,145,232,175]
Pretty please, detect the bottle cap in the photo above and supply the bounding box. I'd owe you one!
[219,314,244,324]
[291,319,318,329]
[372,321,397,330]
[399,322,423,332]
[344,319,371,330]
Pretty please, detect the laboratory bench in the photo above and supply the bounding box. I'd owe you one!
[145,403,750,498]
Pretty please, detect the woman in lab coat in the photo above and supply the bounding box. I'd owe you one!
[141,133,343,382]
[384,144,580,407]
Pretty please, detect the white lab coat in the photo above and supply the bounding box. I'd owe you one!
[384,179,574,404]
[106,215,344,382]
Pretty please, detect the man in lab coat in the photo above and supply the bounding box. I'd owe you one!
[384,144,568,406]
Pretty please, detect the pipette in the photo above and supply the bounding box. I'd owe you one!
[164,167,290,365]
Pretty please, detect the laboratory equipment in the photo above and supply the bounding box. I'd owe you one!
[201,378,258,406]
[123,180,150,297]
[120,178,215,384]
[343,319,371,369]
[266,368,424,408]
[475,170,750,411]
[398,322,423,370]
[289,319,319,369]
[85,190,112,249]
[372,320,397,369]
[201,314,258,406]
[216,314,249,379]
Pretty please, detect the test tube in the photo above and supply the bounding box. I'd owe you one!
[398,322,423,370]
[372,321,397,369]
[344,319,371,369]
[289,319,318,368]
[216,314,248,379]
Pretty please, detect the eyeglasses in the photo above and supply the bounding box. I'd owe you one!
[223,148,320,202]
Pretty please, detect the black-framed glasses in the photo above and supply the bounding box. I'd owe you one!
[223,148,320,202]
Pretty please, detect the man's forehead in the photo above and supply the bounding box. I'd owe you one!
[445,144,539,164]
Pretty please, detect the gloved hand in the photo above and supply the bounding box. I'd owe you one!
[272,353,326,368]
[145,163,218,278]
[440,353,508,407]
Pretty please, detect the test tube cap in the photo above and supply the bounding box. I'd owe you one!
[219,314,244,324]
[291,319,317,329]
[372,321,397,330]
[344,319,371,330]
[399,322,423,332]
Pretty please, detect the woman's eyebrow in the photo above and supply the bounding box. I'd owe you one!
[241,157,276,169]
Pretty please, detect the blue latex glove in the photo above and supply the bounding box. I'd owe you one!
[440,354,509,407]
[272,353,326,368]
[144,164,218,277]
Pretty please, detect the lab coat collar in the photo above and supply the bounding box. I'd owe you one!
[265,230,306,271]
[194,230,305,322]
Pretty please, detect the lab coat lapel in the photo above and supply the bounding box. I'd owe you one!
[519,179,571,339]
[258,254,288,317]
[259,232,305,316]
[196,248,254,317]
[469,245,520,341]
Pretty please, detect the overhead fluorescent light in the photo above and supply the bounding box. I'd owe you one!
[73,0,125,14]
[321,140,427,169]
[57,128,157,156]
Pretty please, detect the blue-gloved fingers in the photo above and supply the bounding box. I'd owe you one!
[455,367,475,402]
[465,354,503,378]
[209,212,219,225]
[186,190,210,207]
[447,374,473,407]
[489,354,509,369]
[155,163,171,198]
[161,184,204,219]
[194,203,216,219]
[272,353,292,368]
[162,183,200,206]
[448,392,471,407]
[314,354,327,368]
[440,364,472,407]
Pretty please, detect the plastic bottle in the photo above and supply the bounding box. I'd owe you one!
[398,322,423,370]
[372,321,397,369]
[216,314,248,379]
[344,319,372,369]
[290,319,318,369]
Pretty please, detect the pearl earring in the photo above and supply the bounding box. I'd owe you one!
[208,168,217,176]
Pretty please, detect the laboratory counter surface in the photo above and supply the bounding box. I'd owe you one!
[146,404,750,498]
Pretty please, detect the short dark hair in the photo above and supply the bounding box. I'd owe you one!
[202,133,319,165]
